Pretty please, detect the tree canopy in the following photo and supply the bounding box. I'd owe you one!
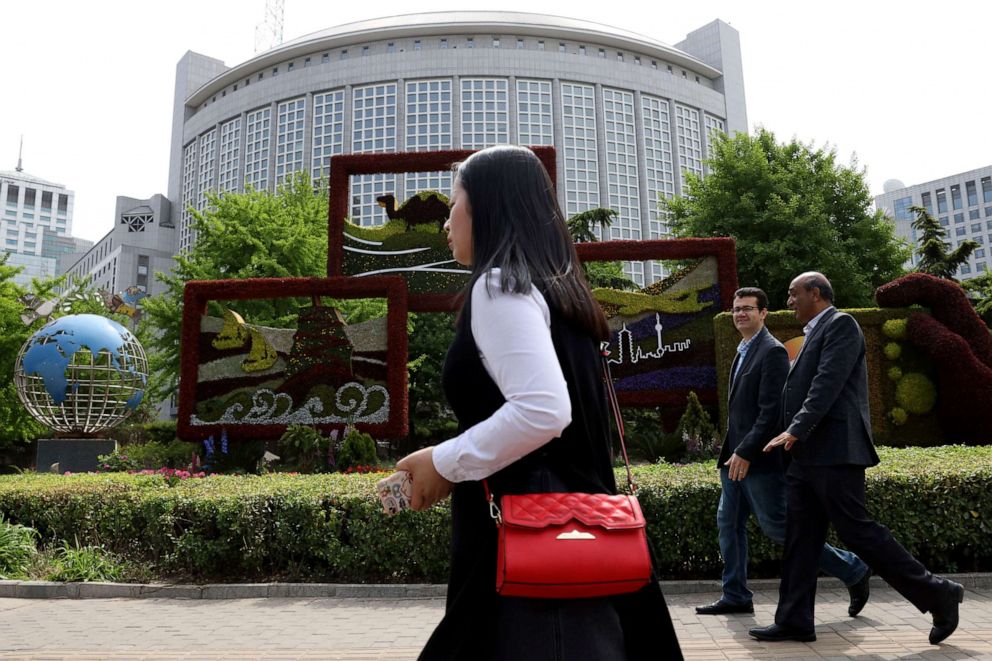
[910,205,979,281]
[142,172,349,401]
[663,128,911,308]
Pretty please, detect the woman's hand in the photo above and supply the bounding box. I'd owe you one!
[396,446,455,511]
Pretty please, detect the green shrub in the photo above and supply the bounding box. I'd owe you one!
[889,407,909,425]
[0,514,37,579]
[46,542,123,582]
[887,366,903,382]
[0,446,987,582]
[884,341,903,360]
[675,392,720,461]
[896,373,938,415]
[278,425,330,473]
[100,441,198,472]
[337,428,379,471]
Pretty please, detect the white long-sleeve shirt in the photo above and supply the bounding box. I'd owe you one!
[431,270,572,482]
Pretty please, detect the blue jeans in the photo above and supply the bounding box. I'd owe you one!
[717,467,868,605]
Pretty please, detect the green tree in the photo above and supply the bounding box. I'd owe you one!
[567,207,617,243]
[664,128,911,308]
[963,270,992,323]
[910,205,979,281]
[142,172,352,401]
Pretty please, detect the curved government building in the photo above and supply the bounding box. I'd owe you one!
[166,11,747,285]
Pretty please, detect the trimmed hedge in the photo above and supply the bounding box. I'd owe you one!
[0,446,988,582]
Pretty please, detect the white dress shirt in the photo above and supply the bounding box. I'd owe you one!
[431,270,572,483]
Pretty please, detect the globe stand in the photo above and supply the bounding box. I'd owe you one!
[36,438,118,473]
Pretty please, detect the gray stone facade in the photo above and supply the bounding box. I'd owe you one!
[875,165,992,278]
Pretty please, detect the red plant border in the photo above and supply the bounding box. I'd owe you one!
[576,237,738,407]
[177,276,409,441]
[327,148,557,312]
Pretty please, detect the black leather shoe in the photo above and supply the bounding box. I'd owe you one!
[748,623,816,642]
[929,580,965,645]
[848,569,871,617]
[695,598,754,615]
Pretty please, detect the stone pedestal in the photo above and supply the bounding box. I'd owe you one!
[36,439,118,473]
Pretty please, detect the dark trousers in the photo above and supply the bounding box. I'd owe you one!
[775,462,946,632]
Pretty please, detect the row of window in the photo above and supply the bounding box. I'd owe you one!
[3,185,70,212]
[197,36,707,111]
[913,176,992,217]
[181,79,726,284]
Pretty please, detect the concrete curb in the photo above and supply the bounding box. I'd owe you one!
[0,573,988,600]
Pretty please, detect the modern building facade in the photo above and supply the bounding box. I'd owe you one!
[0,167,79,286]
[61,194,175,298]
[875,165,992,278]
[167,11,748,285]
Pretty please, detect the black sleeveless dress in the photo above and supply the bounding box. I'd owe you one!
[419,289,683,661]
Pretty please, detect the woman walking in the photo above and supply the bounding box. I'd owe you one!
[397,146,683,660]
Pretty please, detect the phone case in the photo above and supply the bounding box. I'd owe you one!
[376,470,413,515]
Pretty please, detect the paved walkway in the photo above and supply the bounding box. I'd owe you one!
[1,585,990,659]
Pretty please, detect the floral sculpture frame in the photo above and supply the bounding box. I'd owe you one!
[177,276,408,441]
[327,148,557,312]
[575,237,738,407]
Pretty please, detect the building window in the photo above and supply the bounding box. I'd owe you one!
[892,196,914,222]
[955,227,967,236]
[516,79,553,146]
[951,184,962,210]
[121,213,153,232]
[955,213,965,224]
[197,128,217,212]
[340,50,348,59]
[244,106,272,193]
[921,191,933,214]
[322,53,329,63]
[466,38,474,49]
[971,209,981,220]
[966,180,978,206]
[24,188,36,208]
[559,42,566,53]
[312,89,345,183]
[218,117,242,193]
[461,78,509,149]
[41,191,52,211]
[634,56,641,65]
[579,45,586,55]
[560,82,600,218]
[537,40,544,50]
[703,115,726,164]
[362,46,369,56]
[440,38,447,49]
[936,188,947,214]
[982,177,992,203]
[939,217,949,227]
[414,40,421,50]
[272,67,278,77]
[304,57,311,68]
[598,48,605,58]
[387,42,395,53]
[287,62,294,71]
[517,38,524,49]
[961,264,972,275]
[405,79,453,198]
[674,103,703,188]
[492,37,500,48]
[351,83,398,225]
[602,88,641,247]
[180,141,198,252]
[276,97,306,185]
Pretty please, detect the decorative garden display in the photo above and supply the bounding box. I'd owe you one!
[14,314,148,434]
[177,276,408,441]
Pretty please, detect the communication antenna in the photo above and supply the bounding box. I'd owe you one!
[16,135,23,173]
[254,0,285,53]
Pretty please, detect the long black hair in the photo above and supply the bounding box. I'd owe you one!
[454,145,609,340]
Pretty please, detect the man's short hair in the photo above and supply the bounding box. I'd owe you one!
[800,274,834,303]
[734,287,769,311]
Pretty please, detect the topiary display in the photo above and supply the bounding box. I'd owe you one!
[883,318,908,340]
[887,366,903,382]
[889,408,908,426]
[884,342,902,360]
[895,372,937,415]
[876,272,992,443]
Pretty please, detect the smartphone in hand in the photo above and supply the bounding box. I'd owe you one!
[376,470,413,515]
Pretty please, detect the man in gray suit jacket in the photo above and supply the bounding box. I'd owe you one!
[697,287,869,616]
[749,272,964,645]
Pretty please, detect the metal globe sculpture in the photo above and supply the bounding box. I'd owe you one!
[14,314,148,434]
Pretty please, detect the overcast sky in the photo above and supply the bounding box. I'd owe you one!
[3,0,990,242]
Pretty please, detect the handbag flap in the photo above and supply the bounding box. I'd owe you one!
[500,492,645,530]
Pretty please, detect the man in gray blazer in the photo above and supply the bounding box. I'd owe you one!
[697,287,869,616]
[749,272,964,645]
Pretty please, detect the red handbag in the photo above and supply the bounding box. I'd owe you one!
[484,351,652,599]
